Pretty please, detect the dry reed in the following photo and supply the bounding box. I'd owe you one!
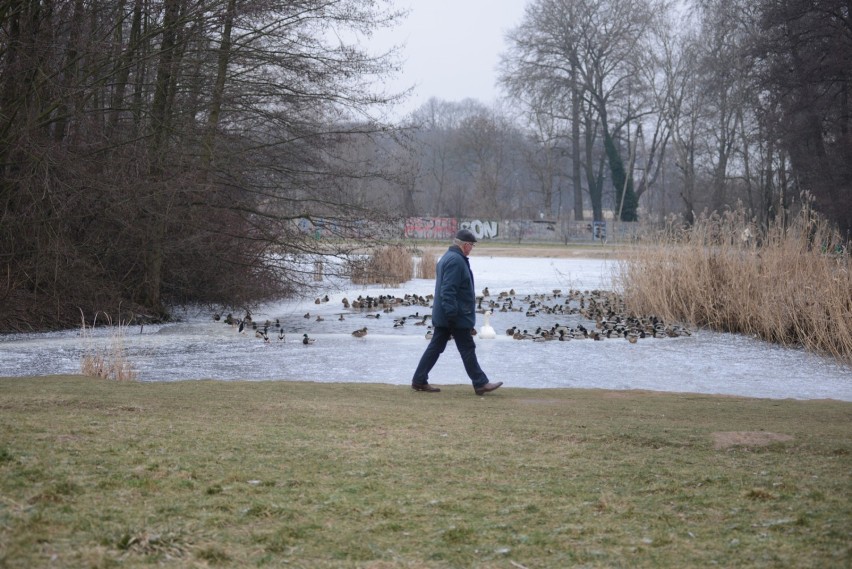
[618,204,851,362]
[79,310,138,381]
[416,250,437,279]
[348,245,414,286]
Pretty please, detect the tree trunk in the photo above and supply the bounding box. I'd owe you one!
[584,118,603,222]
[109,0,143,134]
[681,146,695,227]
[603,129,638,222]
[761,131,776,229]
[571,63,584,220]
[142,0,182,313]
[204,0,237,168]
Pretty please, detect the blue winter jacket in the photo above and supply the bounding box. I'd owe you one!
[431,245,476,329]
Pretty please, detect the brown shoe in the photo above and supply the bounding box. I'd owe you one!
[474,381,503,395]
[412,382,441,393]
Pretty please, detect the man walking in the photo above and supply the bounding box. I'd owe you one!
[412,229,503,395]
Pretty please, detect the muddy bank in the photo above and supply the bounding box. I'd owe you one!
[420,242,624,259]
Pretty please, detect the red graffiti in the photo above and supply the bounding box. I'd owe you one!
[404,218,458,240]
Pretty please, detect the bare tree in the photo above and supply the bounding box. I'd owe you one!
[627,7,684,221]
[501,0,663,222]
[455,107,524,219]
[692,0,757,213]
[750,0,852,239]
[500,0,588,220]
[0,0,409,331]
[409,98,471,216]
[519,102,572,219]
[656,9,703,224]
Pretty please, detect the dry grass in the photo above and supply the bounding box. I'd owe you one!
[618,204,851,362]
[79,310,138,381]
[416,250,437,279]
[349,245,414,286]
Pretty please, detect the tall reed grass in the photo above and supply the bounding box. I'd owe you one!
[348,245,414,286]
[79,310,138,381]
[618,204,851,362]
[416,250,437,279]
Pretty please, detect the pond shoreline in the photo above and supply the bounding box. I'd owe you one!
[417,241,624,259]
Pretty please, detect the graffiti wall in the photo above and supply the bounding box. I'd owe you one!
[403,217,458,240]
[404,218,500,240]
[459,219,498,240]
[302,216,639,243]
[405,218,639,243]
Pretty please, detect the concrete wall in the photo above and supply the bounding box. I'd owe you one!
[405,217,640,243]
[296,216,641,243]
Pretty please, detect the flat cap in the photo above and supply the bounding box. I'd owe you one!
[455,228,478,243]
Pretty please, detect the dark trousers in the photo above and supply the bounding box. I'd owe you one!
[412,326,489,388]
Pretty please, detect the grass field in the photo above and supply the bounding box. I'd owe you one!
[1,376,850,568]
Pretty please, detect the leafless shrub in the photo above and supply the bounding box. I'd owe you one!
[618,203,851,362]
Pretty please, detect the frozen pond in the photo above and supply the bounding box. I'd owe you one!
[1,255,850,401]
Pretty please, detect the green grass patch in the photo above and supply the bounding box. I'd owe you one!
[0,376,849,568]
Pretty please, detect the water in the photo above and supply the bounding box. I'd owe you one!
[1,256,849,401]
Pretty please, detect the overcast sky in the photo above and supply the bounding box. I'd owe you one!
[368,0,530,118]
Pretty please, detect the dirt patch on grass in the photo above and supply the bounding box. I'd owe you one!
[712,431,794,450]
[476,244,621,259]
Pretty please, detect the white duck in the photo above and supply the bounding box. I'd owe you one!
[479,310,497,339]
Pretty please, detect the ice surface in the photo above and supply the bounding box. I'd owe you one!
[1,255,849,401]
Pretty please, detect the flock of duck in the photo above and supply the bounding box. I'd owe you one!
[213,287,691,345]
